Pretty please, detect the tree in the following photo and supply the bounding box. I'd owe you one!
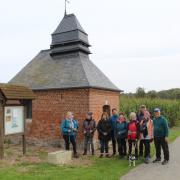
[158,88,180,99]
[147,90,157,99]
[135,87,146,98]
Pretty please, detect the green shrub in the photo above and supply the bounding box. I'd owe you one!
[120,96,180,127]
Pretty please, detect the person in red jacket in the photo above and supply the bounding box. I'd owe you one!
[127,112,140,159]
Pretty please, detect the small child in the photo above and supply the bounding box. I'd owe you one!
[127,112,140,159]
[115,112,128,158]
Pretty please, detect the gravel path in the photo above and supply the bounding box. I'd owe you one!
[121,137,180,180]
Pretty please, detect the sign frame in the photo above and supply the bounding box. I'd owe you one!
[0,84,35,159]
[4,106,25,136]
[0,101,28,159]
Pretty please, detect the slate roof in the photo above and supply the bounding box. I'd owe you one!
[53,14,86,34]
[51,14,90,47]
[9,13,121,92]
[10,51,120,92]
[0,83,36,100]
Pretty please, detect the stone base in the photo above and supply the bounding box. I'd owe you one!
[48,150,72,165]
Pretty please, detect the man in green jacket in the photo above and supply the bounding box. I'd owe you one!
[153,108,169,165]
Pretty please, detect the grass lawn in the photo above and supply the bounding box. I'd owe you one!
[0,127,180,180]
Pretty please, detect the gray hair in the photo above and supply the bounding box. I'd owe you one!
[129,112,137,120]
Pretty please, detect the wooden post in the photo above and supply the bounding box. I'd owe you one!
[22,103,27,155]
[22,134,26,155]
[0,98,4,159]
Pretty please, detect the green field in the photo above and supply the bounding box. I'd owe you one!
[120,95,180,127]
[0,127,180,180]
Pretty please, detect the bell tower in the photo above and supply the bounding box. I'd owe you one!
[50,14,91,56]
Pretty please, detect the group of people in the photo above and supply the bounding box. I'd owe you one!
[61,105,169,165]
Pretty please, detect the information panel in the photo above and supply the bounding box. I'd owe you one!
[4,106,24,135]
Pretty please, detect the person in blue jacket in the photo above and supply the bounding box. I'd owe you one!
[110,108,119,156]
[115,112,128,158]
[61,111,78,158]
[153,108,169,165]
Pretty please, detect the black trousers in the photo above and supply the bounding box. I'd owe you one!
[141,139,151,158]
[154,137,169,161]
[63,135,77,154]
[117,138,127,156]
[139,139,144,156]
[128,140,138,158]
[111,134,116,154]
[100,139,109,154]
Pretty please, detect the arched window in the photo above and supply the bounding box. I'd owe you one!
[103,105,111,117]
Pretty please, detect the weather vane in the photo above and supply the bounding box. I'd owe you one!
[65,0,70,16]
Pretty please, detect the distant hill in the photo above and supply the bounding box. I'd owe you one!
[124,88,180,100]
[157,88,180,99]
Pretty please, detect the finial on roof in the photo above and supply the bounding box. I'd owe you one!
[64,0,70,16]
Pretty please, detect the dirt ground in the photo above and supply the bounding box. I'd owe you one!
[0,143,94,168]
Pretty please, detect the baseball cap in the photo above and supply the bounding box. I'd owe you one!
[154,108,160,112]
[87,112,93,116]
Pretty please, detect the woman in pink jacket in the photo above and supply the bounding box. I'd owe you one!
[139,111,153,164]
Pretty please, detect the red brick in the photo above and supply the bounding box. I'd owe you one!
[26,88,120,146]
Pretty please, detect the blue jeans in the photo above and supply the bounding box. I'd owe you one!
[100,139,109,154]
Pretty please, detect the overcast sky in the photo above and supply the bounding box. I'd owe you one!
[0,0,180,92]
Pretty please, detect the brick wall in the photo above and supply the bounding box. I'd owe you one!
[26,88,89,146]
[26,88,120,147]
[89,89,120,141]
[89,89,120,122]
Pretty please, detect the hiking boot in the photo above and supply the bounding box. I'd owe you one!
[83,150,87,155]
[111,153,116,157]
[162,160,169,165]
[144,158,150,164]
[119,155,124,159]
[99,154,103,158]
[106,154,110,158]
[73,153,79,158]
[139,153,143,158]
[153,158,161,163]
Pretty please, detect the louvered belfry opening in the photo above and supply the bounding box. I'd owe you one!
[50,14,91,56]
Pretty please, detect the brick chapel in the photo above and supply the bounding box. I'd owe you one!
[10,13,121,146]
